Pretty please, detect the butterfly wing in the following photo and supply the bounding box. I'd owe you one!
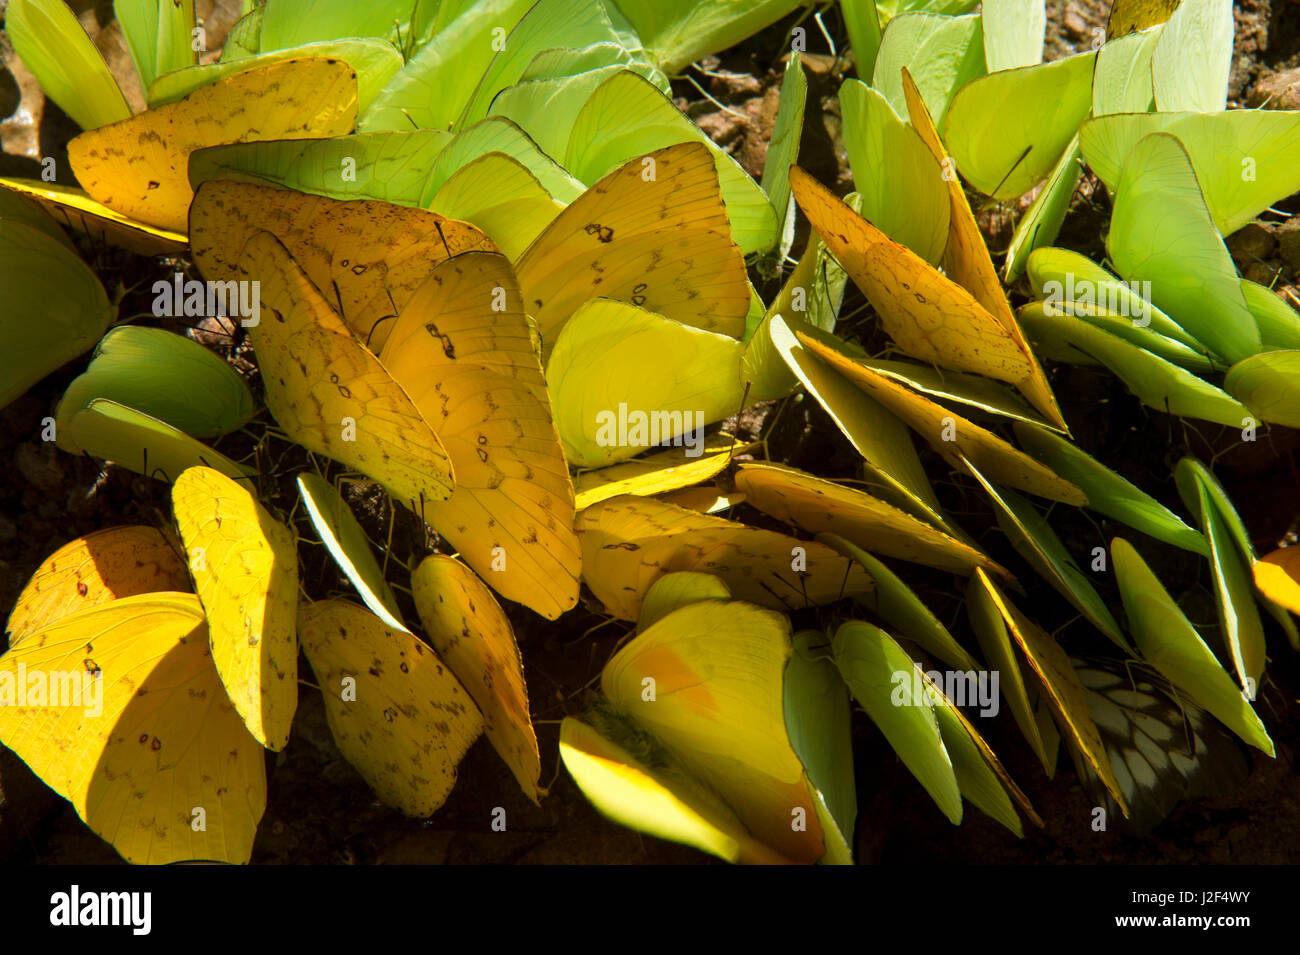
[7,526,189,647]
[516,141,749,349]
[601,597,826,863]
[173,466,299,751]
[236,231,456,507]
[0,593,267,864]
[412,555,542,802]
[189,180,496,351]
[1072,657,1250,833]
[298,598,483,817]
[379,251,579,618]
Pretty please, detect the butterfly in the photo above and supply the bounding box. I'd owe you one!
[561,573,830,864]
[1071,656,1250,833]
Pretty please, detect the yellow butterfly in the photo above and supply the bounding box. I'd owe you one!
[0,592,266,863]
[233,230,457,508]
[1255,547,1300,617]
[71,57,357,232]
[516,141,751,352]
[561,573,829,864]
[379,252,580,619]
[6,525,189,645]
[573,434,748,511]
[900,69,1067,432]
[735,461,1010,578]
[0,58,357,245]
[970,568,1130,816]
[577,494,872,620]
[298,598,483,817]
[789,165,1064,425]
[188,179,497,353]
[0,179,186,255]
[412,555,542,802]
[546,297,747,468]
[795,330,1086,505]
[172,466,299,751]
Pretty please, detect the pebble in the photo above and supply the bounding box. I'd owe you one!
[1249,67,1300,110]
[1064,5,1089,38]
[1276,217,1300,271]
[695,110,748,148]
[15,441,64,494]
[707,69,762,98]
[1226,222,1276,264]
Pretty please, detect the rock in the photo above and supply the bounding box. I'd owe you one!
[0,513,15,543]
[1244,261,1279,286]
[1227,222,1276,266]
[736,84,781,179]
[1277,218,1300,271]
[0,65,18,120]
[783,52,840,77]
[707,69,762,98]
[1249,68,1300,110]
[695,109,748,149]
[1064,5,1089,39]
[15,441,64,494]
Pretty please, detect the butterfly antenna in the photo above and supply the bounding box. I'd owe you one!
[758,391,797,455]
[433,220,453,260]
[814,9,837,59]
[579,615,623,642]
[382,494,397,580]
[757,577,798,613]
[684,76,748,121]
[835,554,853,602]
[1156,681,1199,757]
[394,9,409,60]
[365,285,402,350]
[988,146,1034,200]
[323,279,346,320]
[729,379,753,459]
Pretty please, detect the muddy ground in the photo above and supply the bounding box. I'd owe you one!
[1,0,1299,864]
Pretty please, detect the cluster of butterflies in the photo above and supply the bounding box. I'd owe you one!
[0,0,1297,865]
[841,0,1300,426]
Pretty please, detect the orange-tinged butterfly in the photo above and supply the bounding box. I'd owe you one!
[900,69,1067,431]
[6,525,189,646]
[789,164,1062,421]
[412,555,542,802]
[379,252,579,619]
